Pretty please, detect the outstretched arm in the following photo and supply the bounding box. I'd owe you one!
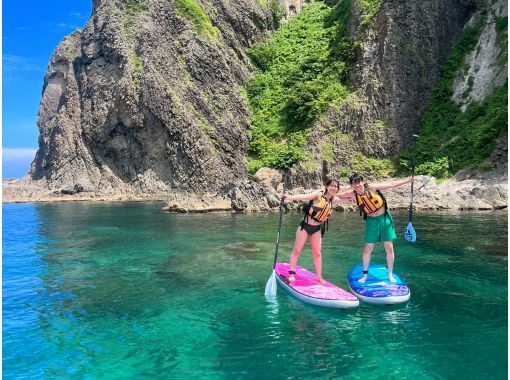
[281,191,321,202]
[332,196,352,205]
[332,190,355,204]
[371,177,414,191]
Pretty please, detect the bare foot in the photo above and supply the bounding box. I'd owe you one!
[388,273,396,283]
[289,274,296,282]
[318,277,326,283]
[358,275,367,283]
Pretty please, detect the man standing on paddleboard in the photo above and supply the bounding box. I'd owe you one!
[281,179,350,283]
[336,174,414,283]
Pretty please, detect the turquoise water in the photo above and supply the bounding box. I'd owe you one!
[3,202,508,379]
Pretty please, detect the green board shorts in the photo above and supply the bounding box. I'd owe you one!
[365,211,397,243]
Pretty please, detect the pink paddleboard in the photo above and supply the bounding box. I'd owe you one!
[274,263,359,309]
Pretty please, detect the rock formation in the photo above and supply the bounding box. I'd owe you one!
[30,0,278,195]
[452,0,508,109]
[4,0,505,212]
[293,0,498,187]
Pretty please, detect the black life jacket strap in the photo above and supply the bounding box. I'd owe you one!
[320,219,329,237]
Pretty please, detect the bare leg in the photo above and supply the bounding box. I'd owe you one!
[309,231,324,282]
[358,243,375,283]
[289,227,308,282]
[384,241,396,282]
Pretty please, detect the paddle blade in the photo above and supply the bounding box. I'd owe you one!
[264,270,277,298]
[404,222,417,242]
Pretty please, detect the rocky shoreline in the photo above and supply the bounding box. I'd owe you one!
[3,168,508,213]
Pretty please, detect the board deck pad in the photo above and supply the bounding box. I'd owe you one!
[275,263,358,302]
[348,263,410,299]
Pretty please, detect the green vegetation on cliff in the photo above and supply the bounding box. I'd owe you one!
[495,16,507,66]
[246,0,505,179]
[351,152,395,178]
[245,1,358,173]
[359,0,383,25]
[414,13,508,177]
[122,0,146,37]
[131,55,144,87]
[257,0,284,23]
[174,0,219,39]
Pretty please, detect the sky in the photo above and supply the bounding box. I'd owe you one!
[2,1,92,178]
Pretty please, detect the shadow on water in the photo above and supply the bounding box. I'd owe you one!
[153,268,207,286]
[221,240,270,259]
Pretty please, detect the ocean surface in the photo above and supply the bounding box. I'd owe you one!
[2,202,508,379]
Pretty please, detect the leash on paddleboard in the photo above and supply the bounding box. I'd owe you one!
[404,134,418,243]
[265,169,289,298]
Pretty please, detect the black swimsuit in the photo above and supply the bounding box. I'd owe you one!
[299,193,332,236]
[300,219,322,235]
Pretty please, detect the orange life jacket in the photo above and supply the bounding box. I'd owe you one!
[305,193,333,223]
[354,185,386,217]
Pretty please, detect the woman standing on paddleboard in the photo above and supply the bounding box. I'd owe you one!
[337,173,414,283]
[281,179,349,283]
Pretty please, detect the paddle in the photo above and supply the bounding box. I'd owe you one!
[404,134,418,243]
[264,169,288,298]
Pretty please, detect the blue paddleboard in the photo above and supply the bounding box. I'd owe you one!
[348,264,410,304]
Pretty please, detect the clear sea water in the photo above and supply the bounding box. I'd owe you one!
[2,202,508,379]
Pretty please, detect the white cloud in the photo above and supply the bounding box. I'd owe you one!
[2,148,38,179]
[70,12,87,20]
[47,21,81,32]
[2,54,43,73]
[2,148,38,162]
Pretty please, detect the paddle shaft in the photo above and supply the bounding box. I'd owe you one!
[272,170,288,269]
[409,135,418,222]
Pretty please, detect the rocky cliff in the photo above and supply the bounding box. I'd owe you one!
[8,0,506,210]
[292,0,495,187]
[452,1,507,109]
[30,0,278,196]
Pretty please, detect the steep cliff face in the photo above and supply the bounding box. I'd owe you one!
[452,1,507,110]
[351,0,477,153]
[292,0,480,187]
[450,0,508,172]
[31,0,277,195]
